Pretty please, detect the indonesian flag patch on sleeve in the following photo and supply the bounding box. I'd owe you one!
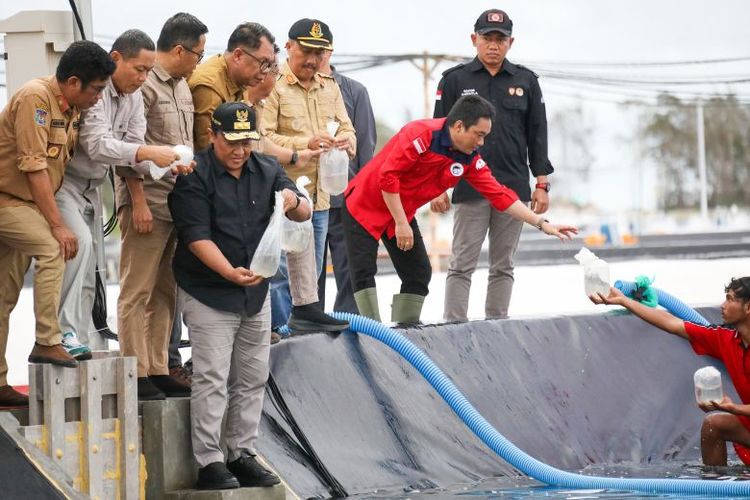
[435,89,442,101]
[412,137,427,154]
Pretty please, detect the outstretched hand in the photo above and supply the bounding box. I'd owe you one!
[542,222,578,241]
[588,287,625,306]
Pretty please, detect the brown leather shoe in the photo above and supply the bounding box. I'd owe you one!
[169,365,192,386]
[28,343,78,368]
[0,385,29,408]
[271,331,282,344]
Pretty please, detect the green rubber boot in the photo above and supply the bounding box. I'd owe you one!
[354,288,381,322]
[390,293,425,324]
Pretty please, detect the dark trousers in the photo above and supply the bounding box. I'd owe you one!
[318,206,359,313]
[341,199,431,297]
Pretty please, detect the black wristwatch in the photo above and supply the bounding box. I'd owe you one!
[289,150,299,165]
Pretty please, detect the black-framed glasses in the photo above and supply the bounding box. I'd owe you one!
[239,48,277,74]
[179,45,205,63]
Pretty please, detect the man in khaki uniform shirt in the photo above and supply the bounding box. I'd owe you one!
[261,18,356,330]
[0,41,115,407]
[116,14,208,401]
[189,22,277,152]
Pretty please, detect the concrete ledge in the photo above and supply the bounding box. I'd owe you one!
[141,398,196,498]
[165,484,286,500]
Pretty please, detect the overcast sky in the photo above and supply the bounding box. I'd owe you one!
[1,1,748,216]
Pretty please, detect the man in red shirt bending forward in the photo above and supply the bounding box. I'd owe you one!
[342,95,577,323]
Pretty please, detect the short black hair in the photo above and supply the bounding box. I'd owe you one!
[110,29,155,59]
[227,22,275,52]
[56,40,116,88]
[156,12,208,52]
[446,94,496,128]
[726,277,750,302]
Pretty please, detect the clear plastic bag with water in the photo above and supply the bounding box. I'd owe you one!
[281,176,313,253]
[574,247,610,296]
[318,121,348,195]
[150,144,193,181]
[694,366,723,404]
[249,191,284,278]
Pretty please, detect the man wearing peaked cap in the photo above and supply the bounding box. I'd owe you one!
[288,18,334,51]
[169,100,310,490]
[431,8,554,323]
[260,18,355,333]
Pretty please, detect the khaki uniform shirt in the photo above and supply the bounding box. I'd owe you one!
[0,76,80,209]
[116,62,194,222]
[261,61,356,211]
[188,54,244,152]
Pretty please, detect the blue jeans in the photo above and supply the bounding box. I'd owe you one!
[271,209,328,328]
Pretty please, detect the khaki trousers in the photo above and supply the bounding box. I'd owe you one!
[0,205,64,385]
[117,206,177,378]
[444,198,524,321]
[180,288,271,467]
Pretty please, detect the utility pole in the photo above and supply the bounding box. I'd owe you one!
[410,51,447,269]
[695,101,708,219]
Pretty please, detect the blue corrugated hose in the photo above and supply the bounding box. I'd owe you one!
[283,313,750,497]
[614,280,710,326]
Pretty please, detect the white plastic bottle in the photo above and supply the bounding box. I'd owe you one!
[573,247,610,296]
[694,366,723,404]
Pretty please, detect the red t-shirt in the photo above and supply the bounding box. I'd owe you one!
[685,322,750,405]
[344,118,519,240]
[685,321,750,463]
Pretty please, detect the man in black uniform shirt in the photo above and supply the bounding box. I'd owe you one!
[169,102,306,490]
[431,8,554,321]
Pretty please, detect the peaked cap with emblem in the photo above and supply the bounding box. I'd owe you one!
[289,18,333,50]
[211,102,260,141]
[474,9,513,36]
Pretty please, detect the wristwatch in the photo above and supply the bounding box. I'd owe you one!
[535,182,551,192]
[289,150,299,165]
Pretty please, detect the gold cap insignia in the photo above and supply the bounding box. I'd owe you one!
[236,109,249,122]
[310,22,323,38]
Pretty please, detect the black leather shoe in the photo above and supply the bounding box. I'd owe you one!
[288,303,349,333]
[137,377,166,401]
[149,374,190,397]
[197,462,240,490]
[227,453,280,487]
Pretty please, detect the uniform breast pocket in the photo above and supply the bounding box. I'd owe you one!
[278,102,306,133]
[178,99,194,141]
[316,95,335,123]
[113,119,128,140]
[502,95,529,113]
[153,103,180,144]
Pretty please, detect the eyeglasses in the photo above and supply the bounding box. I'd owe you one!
[239,48,277,74]
[179,45,205,63]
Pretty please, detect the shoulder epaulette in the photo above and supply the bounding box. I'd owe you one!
[515,64,539,78]
[441,62,466,77]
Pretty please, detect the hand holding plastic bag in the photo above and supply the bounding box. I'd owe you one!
[250,191,284,278]
[281,176,313,253]
[319,121,349,195]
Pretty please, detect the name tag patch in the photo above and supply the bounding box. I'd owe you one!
[50,119,66,128]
